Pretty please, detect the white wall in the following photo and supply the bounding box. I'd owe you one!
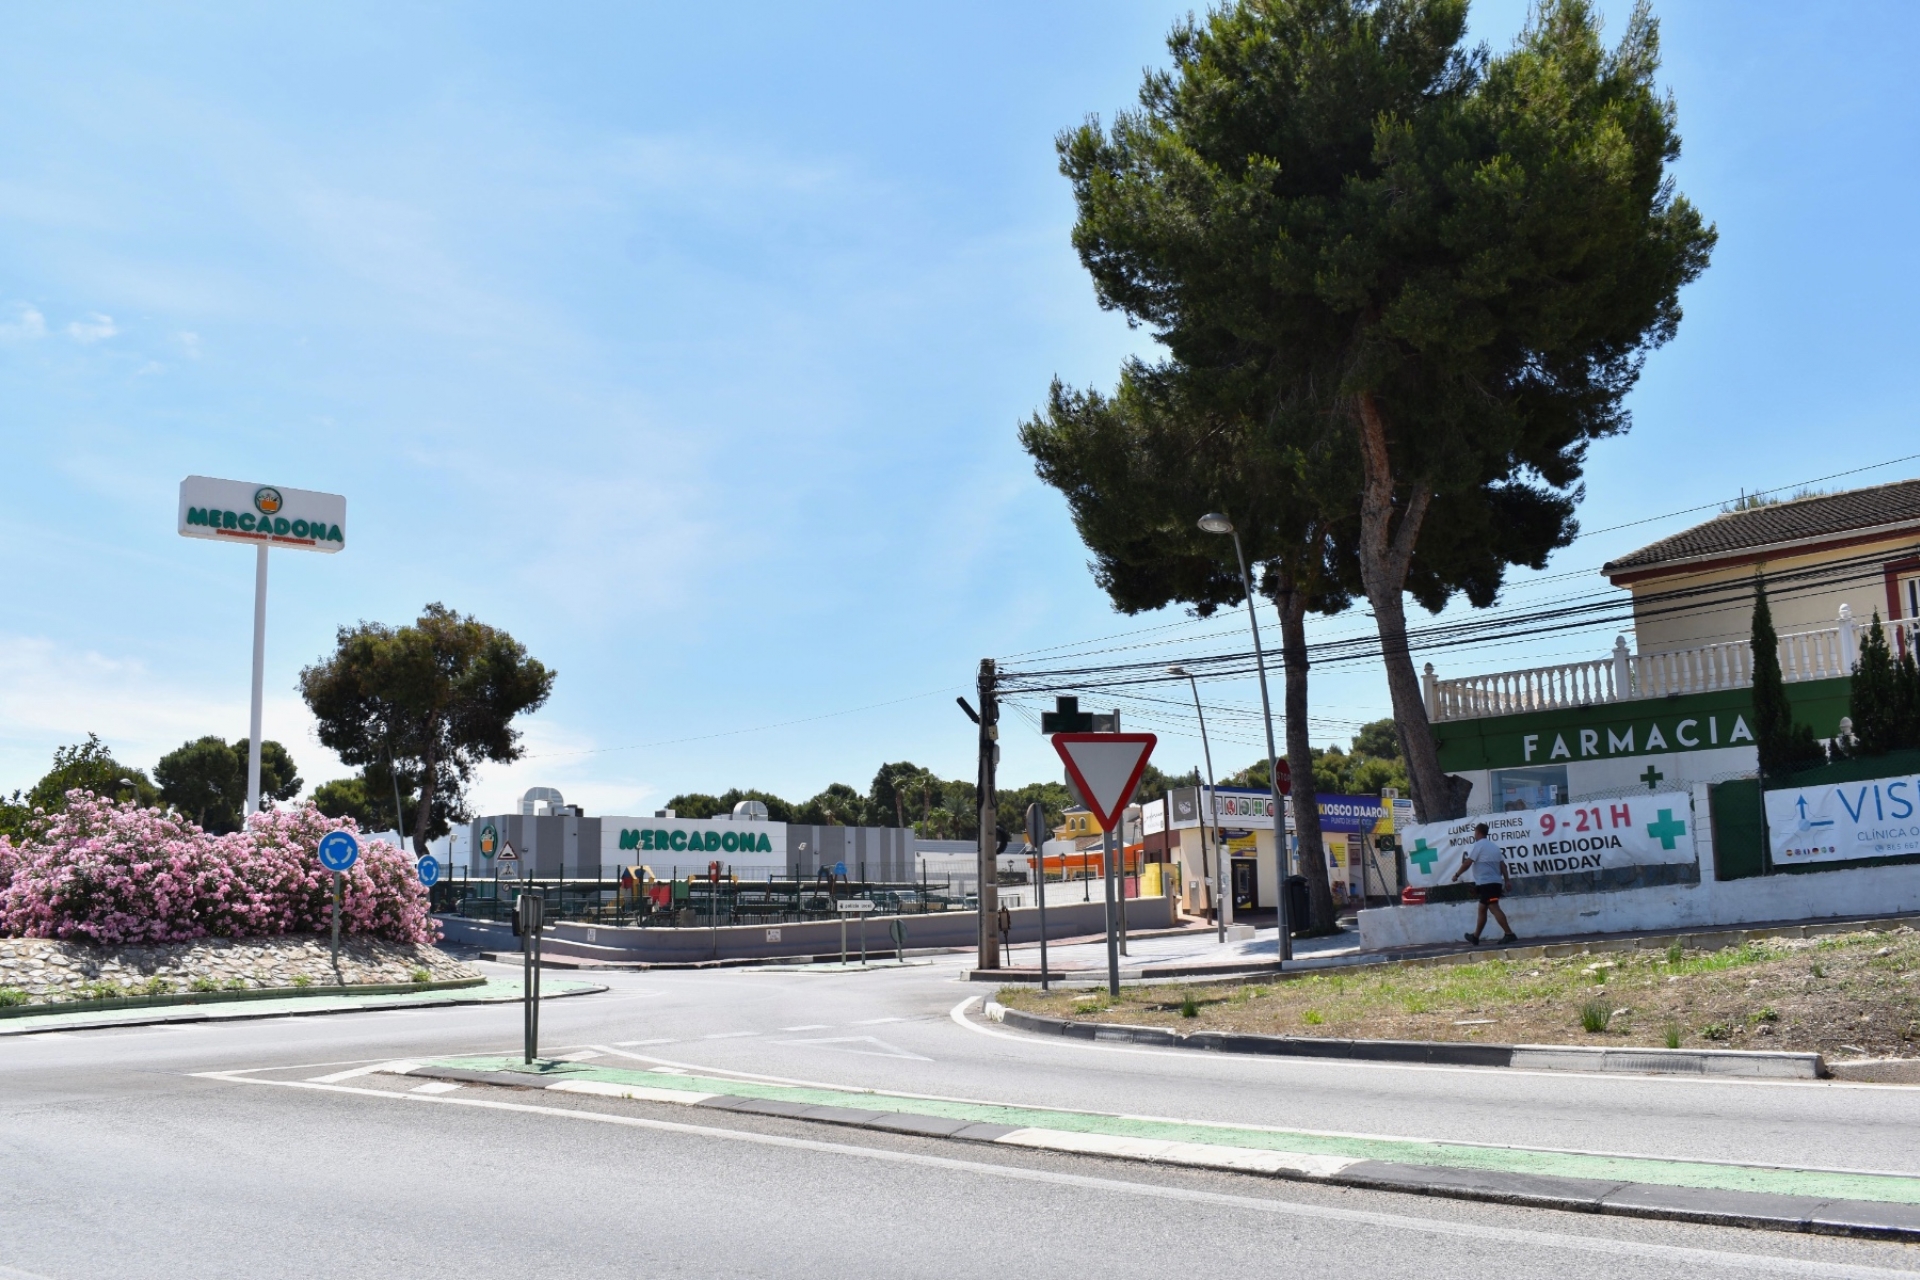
[1358,784,1920,948]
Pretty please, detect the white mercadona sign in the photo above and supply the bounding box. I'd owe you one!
[1401,792,1698,888]
[1765,772,1920,865]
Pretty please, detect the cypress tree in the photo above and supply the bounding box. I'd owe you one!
[1846,612,1902,757]
[1751,578,1823,777]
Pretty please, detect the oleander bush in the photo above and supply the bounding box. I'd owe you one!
[0,791,436,945]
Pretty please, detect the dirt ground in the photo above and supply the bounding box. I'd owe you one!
[999,926,1920,1059]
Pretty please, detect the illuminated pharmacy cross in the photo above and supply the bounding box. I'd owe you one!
[1639,765,1664,791]
[1646,809,1687,850]
[1407,839,1439,874]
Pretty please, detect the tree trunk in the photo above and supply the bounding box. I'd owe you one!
[1275,579,1338,934]
[411,726,436,858]
[1353,390,1457,822]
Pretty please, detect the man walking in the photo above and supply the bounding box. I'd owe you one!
[1450,823,1518,945]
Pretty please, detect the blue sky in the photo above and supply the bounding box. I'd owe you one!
[2,1,1916,818]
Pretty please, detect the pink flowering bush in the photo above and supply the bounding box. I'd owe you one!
[0,791,437,945]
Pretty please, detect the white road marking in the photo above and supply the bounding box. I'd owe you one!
[780,1024,830,1031]
[852,1017,904,1025]
[702,1031,759,1040]
[612,1038,678,1046]
[554,1050,603,1062]
[773,1035,931,1062]
[547,1079,717,1105]
[307,1060,420,1084]
[191,1071,1911,1279]
[943,998,1920,1181]
[411,1082,462,1095]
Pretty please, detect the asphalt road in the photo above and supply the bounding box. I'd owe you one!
[4,946,1919,1279]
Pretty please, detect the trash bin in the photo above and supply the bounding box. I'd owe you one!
[1283,875,1310,936]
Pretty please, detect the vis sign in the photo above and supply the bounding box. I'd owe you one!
[1401,792,1697,888]
[1765,771,1920,865]
[178,476,346,552]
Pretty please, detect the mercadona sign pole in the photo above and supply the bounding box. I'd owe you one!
[178,476,346,817]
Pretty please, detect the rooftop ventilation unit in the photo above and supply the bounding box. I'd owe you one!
[731,799,769,822]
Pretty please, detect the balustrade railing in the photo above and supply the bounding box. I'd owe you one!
[1426,605,1891,722]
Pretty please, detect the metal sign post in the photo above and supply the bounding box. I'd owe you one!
[516,892,544,1064]
[837,899,874,967]
[1025,803,1049,991]
[315,831,359,974]
[1051,732,1157,998]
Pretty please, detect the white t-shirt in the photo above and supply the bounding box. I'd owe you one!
[1465,838,1507,884]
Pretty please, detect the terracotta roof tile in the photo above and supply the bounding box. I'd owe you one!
[1603,478,1920,576]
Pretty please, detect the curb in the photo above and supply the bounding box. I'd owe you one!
[0,979,607,1036]
[391,1059,1920,1242]
[986,1003,1827,1079]
[0,975,486,1020]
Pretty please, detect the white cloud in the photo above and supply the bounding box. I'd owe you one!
[0,634,343,797]
[65,311,117,343]
[177,330,201,357]
[0,303,46,341]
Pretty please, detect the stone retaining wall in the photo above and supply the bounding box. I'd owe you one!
[0,935,481,1005]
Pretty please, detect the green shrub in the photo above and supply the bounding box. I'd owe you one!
[1072,997,1106,1015]
[1666,942,1683,964]
[223,977,249,991]
[190,977,220,993]
[409,967,432,985]
[142,976,173,996]
[1302,1009,1324,1026]
[1701,1021,1730,1041]
[1579,999,1613,1033]
[77,981,124,1001]
[1663,1022,1682,1049]
[0,988,29,1008]
[1179,994,1198,1018]
[1752,1007,1779,1024]
[1811,962,1825,979]
[291,975,312,989]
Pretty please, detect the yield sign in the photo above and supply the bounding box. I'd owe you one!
[1051,733,1157,830]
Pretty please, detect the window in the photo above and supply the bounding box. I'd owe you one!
[1489,765,1569,811]
[1903,573,1920,620]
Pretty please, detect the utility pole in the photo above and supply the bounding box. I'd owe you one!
[975,659,1000,970]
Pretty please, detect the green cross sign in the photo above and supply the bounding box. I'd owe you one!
[1646,808,1687,850]
[1407,839,1439,874]
[1639,765,1664,791]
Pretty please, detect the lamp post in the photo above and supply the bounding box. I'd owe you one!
[1198,512,1292,963]
[1167,666,1225,945]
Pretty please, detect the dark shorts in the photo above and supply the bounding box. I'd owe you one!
[1474,883,1504,904]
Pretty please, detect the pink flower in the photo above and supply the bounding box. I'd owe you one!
[0,792,437,944]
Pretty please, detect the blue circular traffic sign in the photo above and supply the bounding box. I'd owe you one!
[317,830,359,873]
[416,853,440,887]
[833,861,847,878]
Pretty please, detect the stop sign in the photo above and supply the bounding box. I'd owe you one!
[1275,758,1292,795]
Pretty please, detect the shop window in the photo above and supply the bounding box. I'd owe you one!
[1489,765,1568,811]
[1902,574,1920,620]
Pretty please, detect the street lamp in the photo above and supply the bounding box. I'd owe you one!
[1198,512,1293,963]
[1167,666,1226,945]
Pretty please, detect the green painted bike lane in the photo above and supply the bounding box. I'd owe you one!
[421,1054,1920,1207]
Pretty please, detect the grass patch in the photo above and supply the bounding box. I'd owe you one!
[1579,999,1613,1033]
[999,926,1920,1057]
[291,975,313,989]
[0,988,28,1008]
[409,967,432,984]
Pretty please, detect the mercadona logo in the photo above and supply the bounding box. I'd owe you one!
[254,487,283,516]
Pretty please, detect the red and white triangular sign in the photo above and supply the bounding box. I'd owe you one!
[1051,733,1157,831]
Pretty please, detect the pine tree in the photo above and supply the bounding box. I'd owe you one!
[1751,579,1824,777]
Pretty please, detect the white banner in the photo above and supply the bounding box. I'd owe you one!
[1401,792,1698,888]
[178,475,346,553]
[1765,773,1920,864]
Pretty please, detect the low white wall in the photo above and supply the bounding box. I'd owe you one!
[1359,778,1920,947]
[1358,860,1920,950]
